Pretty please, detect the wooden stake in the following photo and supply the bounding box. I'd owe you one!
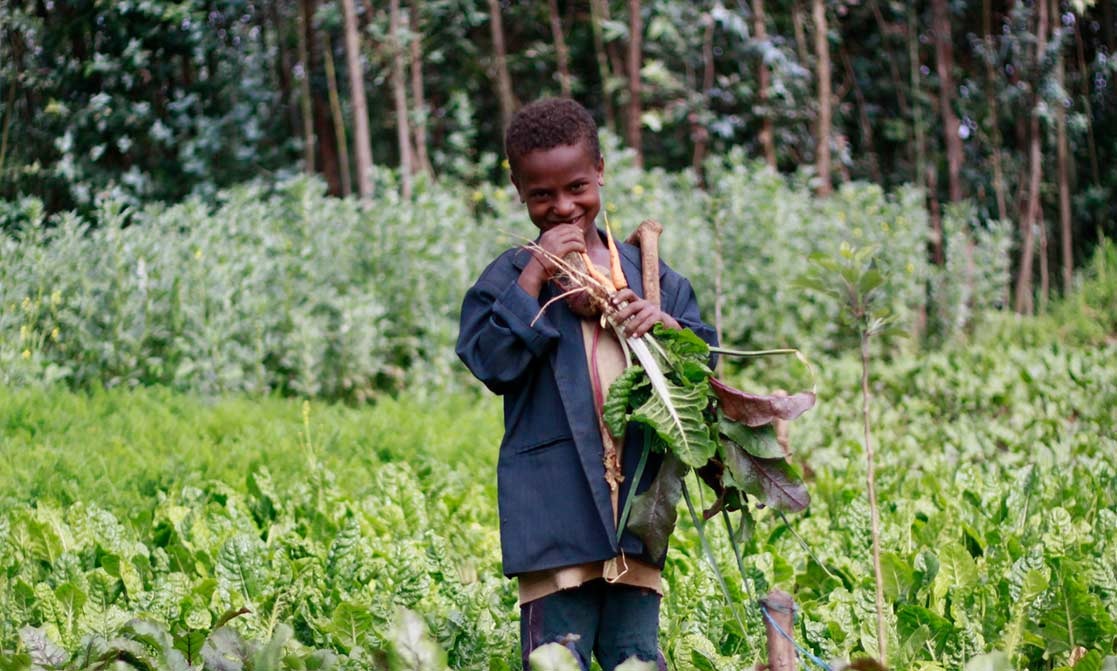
[762,589,797,671]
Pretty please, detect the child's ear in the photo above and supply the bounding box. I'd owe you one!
[596,156,605,186]
[510,173,524,203]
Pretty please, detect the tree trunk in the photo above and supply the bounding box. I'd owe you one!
[1039,213,1050,313]
[755,0,777,169]
[589,0,618,133]
[627,0,644,168]
[322,32,352,196]
[487,0,517,132]
[1104,0,1115,55]
[1074,15,1100,185]
[547,0,572,97]
[983,0,1008,222]
[932,0,964,202]
[841,46,880,183]
[389,0,414,198]
[692,14,714,180]
[409,0,433,178]
[296,0,316,174]
[267,0,299,141]
[909,4,926,191]
[867,0,908,116]
[1054,0,1072,293]
[341,0,374,199]
[812,0,832,197]
[791,0,810,70]
[1014,0,1048,315]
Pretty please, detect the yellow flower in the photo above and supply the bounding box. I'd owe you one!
[19,325,28,341]
[471,190,485,203]
[21,349,31,360]
[501,159,511,171]
[194,248,203,261]
[631,184,645,196]
[906,262,915,275]
[494,189,508,202]
[51,290,62,306]
[881,222,891,234]
[852,227,863,239]
[606,202,618,213]
[51,327,60,341]
[21,297,32,311]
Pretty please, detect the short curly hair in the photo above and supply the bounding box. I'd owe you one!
[505,98,600,174]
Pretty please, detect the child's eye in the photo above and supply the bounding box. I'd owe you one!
[570,183,587,193]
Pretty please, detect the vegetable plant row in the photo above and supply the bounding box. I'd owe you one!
[1,339,1114,669]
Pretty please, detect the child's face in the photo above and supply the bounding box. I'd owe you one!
[511,142,605,238]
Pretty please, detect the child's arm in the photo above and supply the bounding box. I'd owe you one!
[456,247,573,395]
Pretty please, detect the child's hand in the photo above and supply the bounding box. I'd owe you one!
[533,224,586,277]
[608,289,680,338]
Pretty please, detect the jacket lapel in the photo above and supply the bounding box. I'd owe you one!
[511,237,650,548]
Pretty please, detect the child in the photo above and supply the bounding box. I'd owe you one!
[456,98,717,671]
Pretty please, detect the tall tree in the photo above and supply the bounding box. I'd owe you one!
[296,0,316,175]
[303,0,342,194]
[692,12,715,179]
[487,0,517,132]
[812,0,832,196]
[1053,0,1072,294]
[627,0,644,168]
[389,0,414,198]
[1014,0,1049,314]
[589,0,618,132]
[547,0,572,97]
[932,0,964,203]
[755,0,778,169]
[409,0,433,178]
[983,0,1009,222]
[341,0,373,199]
[322,32,352,196]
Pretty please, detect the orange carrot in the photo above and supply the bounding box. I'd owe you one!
[604,212,628,291]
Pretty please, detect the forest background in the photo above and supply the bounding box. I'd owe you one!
[2,0,1116,307]
[1,1,1117,671]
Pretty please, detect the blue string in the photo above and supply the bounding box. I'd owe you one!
[759,602,833,671]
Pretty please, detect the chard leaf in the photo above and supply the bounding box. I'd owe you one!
[630,381,715,468]
[19,627,67,670]
[718,419,785,459]
[389,610,448,671]
[527,643,582,671]
[651,324,710,362]
[964,652,1013,671]
[720,442,809,512]
[897,605,955,658]
[201,627,250,671]
[615,656,658,671]
[710,377,816,426]
[1031,571,1116,655]
[627,454,688,562]
[603,365,648,437]
[251,623,292,671]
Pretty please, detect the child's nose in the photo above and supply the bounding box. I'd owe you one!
[553,195,575,216]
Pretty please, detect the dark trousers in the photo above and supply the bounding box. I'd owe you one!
[520,579,668,671]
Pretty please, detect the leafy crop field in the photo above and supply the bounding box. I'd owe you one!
[2,338,1114,670]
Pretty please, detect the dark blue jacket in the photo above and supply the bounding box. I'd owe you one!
[456,238,717,577]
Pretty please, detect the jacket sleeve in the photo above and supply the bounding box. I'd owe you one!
[661,267,719,367]
[456,258,561,395]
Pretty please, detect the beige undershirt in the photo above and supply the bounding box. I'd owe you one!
[517,296,663,606]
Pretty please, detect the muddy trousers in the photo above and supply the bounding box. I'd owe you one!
[520,579,668,671]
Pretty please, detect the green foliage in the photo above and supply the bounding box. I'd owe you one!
[1,155,1014,399]
[0,335,1116,667]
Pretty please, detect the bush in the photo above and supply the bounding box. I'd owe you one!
[1,153,1015,398]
